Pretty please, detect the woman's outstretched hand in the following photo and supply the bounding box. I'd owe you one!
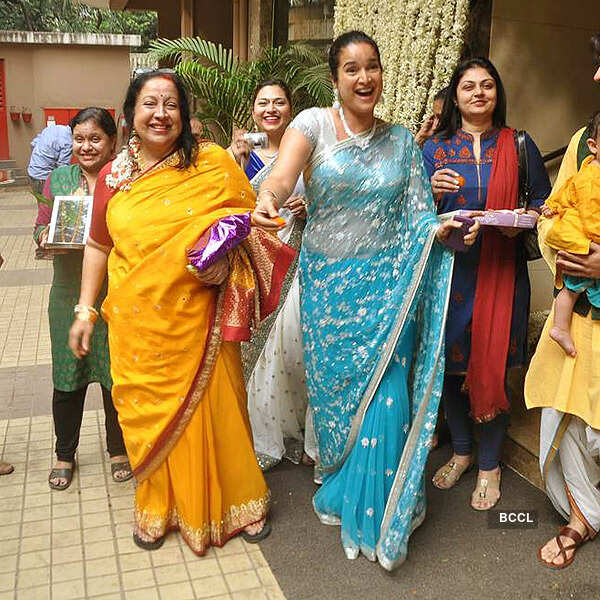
[557,242,600,278]
[252,194,282,231]
[436,217,480,246]
[69,319,94,359]
[284,195,307,219]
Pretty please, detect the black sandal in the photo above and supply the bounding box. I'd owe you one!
[111,460,133,483]
[48,461,75,491]
[240,521,272,544]
[133,532,166,551]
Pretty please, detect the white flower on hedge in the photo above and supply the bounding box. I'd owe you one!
[334,0,469,131]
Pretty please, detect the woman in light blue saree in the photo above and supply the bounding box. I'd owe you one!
[252,31,479,570]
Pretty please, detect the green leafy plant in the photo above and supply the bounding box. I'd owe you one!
[0,0,157,50]
[149,37,333,146]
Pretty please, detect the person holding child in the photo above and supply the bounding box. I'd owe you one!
[525,32,600,569]
[544,111,600,357]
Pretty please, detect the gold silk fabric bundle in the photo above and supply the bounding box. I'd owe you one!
[222,227,295,342]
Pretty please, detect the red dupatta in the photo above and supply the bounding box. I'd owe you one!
[465,127,518,422]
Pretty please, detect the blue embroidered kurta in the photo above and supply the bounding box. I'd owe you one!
[422,128,551,374]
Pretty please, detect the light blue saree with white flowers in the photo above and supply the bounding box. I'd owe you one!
[298,121,454,571]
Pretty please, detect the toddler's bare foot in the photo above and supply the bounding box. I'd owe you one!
[550,326,577,357]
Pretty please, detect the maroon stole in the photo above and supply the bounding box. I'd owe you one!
[465,127,518,422]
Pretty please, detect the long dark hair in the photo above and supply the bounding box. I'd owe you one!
[123,71,197,168]
[435,57,507,139]
[69,107,117,138]
[252,79,293,108]
[328,30,382,82]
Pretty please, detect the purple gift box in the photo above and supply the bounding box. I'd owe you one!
[186,212,251,276]
[441,209,538,229]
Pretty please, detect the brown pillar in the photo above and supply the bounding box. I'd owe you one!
[180,0,194,37]
[272,0,288,47]
[248,0,272,59]
[233,0,249,60]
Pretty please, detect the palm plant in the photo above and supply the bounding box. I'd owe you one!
[149,37,333,146]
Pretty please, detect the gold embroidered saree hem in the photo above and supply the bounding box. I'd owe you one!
[135,494,270,554]
[133,341,270,554]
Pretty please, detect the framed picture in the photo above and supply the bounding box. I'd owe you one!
[46,195,93,250]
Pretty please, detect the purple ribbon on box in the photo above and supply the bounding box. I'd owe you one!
[186,212,251,275]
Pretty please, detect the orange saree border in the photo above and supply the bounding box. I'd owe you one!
[221,229,296,342]
[261,237,296,316]
[133,288,224,482]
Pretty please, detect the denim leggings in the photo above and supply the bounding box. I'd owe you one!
[442,374,509,471]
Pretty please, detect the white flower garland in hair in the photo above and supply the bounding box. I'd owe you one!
[333,0,469,131]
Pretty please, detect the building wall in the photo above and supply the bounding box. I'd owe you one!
[194,1,233,48]
[0,44,131,170]
[126,0,233,47]
[490,0,600,311]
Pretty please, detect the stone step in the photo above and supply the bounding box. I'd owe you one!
[503,429,542,490]
[503,366,543,490]
[0,160,17,170]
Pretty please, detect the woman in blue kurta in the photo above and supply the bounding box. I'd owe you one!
[423,58,551,509]
[252,31,479,570]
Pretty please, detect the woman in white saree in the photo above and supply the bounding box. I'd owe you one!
[230,80,317,471]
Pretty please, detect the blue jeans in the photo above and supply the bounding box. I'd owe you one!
[442,374,508,470]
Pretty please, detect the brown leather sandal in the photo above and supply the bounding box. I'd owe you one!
[537,526,588,569]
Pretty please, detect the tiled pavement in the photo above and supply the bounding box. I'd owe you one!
[0,187,286,600]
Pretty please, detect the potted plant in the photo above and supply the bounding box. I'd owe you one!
[22,107,32,123]
[149,38,333,146]
[9,106,20,121]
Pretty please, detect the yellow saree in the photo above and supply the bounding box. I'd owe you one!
[100,143,275,553]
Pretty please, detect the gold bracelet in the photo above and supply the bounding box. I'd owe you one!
[258,189,279,203]
[74,304,99,324]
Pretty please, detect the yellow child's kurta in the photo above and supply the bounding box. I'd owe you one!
[101,144,269,553]
[525,129,600,430]
[544,155,600,255]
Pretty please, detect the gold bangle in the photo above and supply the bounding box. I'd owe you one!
[74,304,99,324]
[258,189,279,202]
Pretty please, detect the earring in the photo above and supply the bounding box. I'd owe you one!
[128,128,141,161]
[332,88,341,110]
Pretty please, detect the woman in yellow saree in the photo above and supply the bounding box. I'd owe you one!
[69,71,288,552]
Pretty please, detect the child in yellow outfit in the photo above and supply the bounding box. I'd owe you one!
[544,111,600,357]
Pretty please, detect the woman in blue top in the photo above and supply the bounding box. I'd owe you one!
[229,80,316,471]
[422,57,551,510]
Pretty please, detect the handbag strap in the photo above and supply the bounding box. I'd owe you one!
[514,129,530,209]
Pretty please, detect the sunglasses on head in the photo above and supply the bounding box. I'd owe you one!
[132,67,177,80]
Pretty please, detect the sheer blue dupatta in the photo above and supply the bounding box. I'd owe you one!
[299,124,454,570]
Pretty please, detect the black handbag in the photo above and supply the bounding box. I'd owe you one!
[515,130,542,261]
